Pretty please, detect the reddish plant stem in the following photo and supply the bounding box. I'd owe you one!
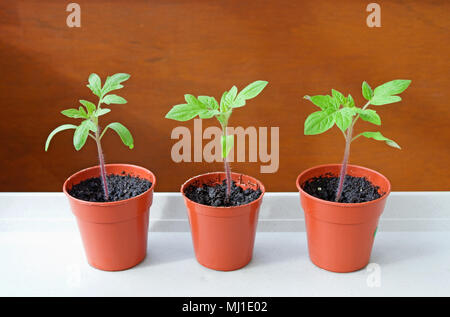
[95,126,109,201]
[224,157,232,202]
[335,125,353,202]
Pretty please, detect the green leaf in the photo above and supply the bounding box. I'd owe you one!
[87,73,102,97]
[184,94,207,110]
[360,131,401,149]
[335,108,356,132]
[101,73,131,96]
[345,94,355,107]
[45,124,77,151]
[78,106,88,118]
[61,108,85,119]
[79,100,96,116]
[198,96,219,110]
[231,97,246,108]
[370,95,402,106]
[362,81,374,100]
[95,108,111,117]
[165,104,202,121]
[304,110,336,135]
[221,134,234,158]
[356,109,381,125]
[332,89,346,105]
[227,86,238,100]
[102,94,127,105]
[236,80,268,100]
[304,95,336,111]
[199,109,220,119]
[73,120,91,151]
[103,122,134,149]
[373,79,411,97]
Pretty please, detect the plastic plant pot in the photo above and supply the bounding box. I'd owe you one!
[181,172,265,271]
[296,164,390,273]
[63,163,156,271]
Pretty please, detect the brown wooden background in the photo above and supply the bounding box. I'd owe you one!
[0,0,449,192]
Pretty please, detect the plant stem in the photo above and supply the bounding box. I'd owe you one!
[95,125,109,201]
[222,127,232,203]
[335,125,352,202]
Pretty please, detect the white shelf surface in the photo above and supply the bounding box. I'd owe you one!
[0,192,449,297]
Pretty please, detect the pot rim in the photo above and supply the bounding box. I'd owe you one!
[180,171,265,209]
[296,163,391,208]
[63,163,156,207]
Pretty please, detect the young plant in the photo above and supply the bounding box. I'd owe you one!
[45,73,134,201]
[303,79,411,202]
[165,80,268,202]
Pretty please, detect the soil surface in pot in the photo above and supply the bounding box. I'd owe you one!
[302,174,382,203]
[184,180,262,207]
[69,172,152,202]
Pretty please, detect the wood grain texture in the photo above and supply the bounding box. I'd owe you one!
[0,0,449,192]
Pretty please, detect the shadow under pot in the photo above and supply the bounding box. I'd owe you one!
[296,164,391,273]
[63,164,156,271]
[181,172,265,271]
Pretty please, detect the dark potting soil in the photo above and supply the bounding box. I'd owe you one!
[302,174,382,203]
[69,172,152,202]
[184,180,262,207]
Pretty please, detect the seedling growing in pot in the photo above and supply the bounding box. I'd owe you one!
[45,73,134,201]
[165,80,268,203]
[303,79,411,202]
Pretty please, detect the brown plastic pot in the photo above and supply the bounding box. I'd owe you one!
[181,172,265,271]
[63,164,156,271]
[296,164,390,273]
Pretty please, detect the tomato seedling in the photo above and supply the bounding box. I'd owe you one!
[303,79,411,202]
[45,73,134,201]
[166,80,268,202]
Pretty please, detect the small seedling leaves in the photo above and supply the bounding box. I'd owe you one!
[165,104,202,121]
[198,96,219,110]
[346,94,355,107]
[87,73,102,97]
[73,120,91,151]
[356,108,381,125]
[370,95,402,106]
[304,95,335,111]
[304,110,336,135]
[101,73,130,96]
[103,122,134,149]
[45,124,77,151]
[102,94,127,105]
[373,79,411,97]
[362,81,374,100]
[61,108,86,119]
[335,108,356,132]
[96,108,111,117]
[361,131,401,149]
[236,80,268,100]
[332,89,346,106]
[79,100,96,116]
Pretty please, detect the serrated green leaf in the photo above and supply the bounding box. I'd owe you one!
[304,95,336,111]
[304,110,336,135]
[236,80,268,100]
[198,109,220,119]
[221,134,234,159]
[360,131,401,149]
[101,73,130,96]
[102,94,127,105]
[87,73,102,97]
[73,120,91,151]
[332,89,346,105]
[373,79,411,97]
[165,103,202,121]
[356,109,381,125]
[198,96,219,110]
[370,95,402,106]
[45,124,77,151]
[362,81,374,100]
[95,108,111,117]
[61,108,85,119]
[103,122,134,149]
[79,100,96,116]
[78,106,88,118]
[335,108,356,132]
[346,94,355,107]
